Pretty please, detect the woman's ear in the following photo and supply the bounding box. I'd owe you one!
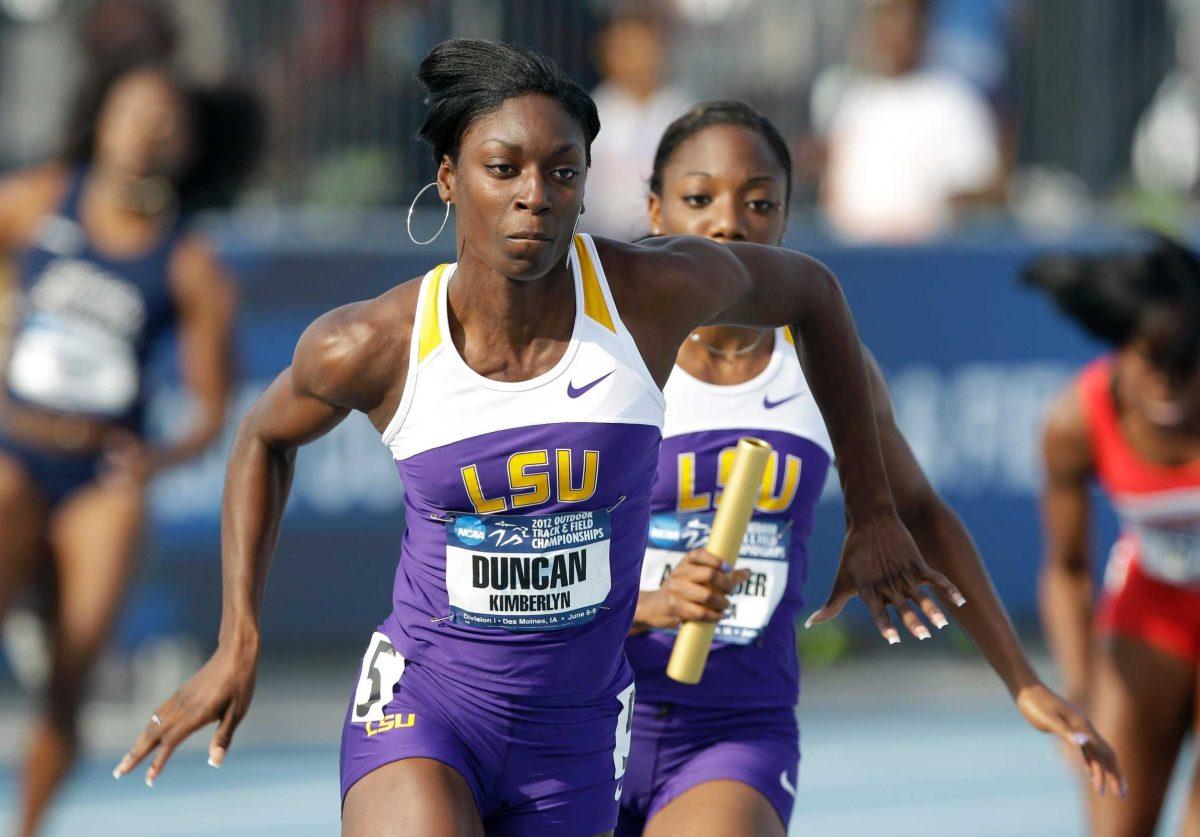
[647,191,663,236]
[437,154,455,205]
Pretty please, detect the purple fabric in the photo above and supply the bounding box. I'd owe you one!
[625,428,831,708]
[616,701,799,833]
[386,421,661,698]
[340,656,632,835]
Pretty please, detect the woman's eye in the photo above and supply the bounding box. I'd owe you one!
[487,163,515,175]
[553,168,578,180]
[747,200,777,213]
[683,194,711,208]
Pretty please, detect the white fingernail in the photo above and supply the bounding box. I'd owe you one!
[207,757,221,769]
[112,767,122,780]
[953,594,967,607]
[932,613,948,629]
[145,776,154,788]
[916,627,931,640]
[887,633,900,645]
[1071,732,1090,747]
[803,615,815,629]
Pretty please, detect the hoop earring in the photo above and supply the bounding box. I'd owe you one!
[407,181,451,245]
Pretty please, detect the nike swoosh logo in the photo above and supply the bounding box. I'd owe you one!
[780,770,796,796]
[763,392,801,409]
[567,370,614,398]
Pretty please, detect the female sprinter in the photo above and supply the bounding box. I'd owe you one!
[1032,239,1200,836]
[108,40,1115,837]
[617,100,1124,837]
[0,62,257,835]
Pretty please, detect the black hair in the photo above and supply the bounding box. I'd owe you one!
[649,99,793,202]
[61,61,263,212]
[415,38,600,167]
[1024,235,1200,384]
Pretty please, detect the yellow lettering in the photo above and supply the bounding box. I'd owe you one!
[461,465,506,514]
[508,450,551,509]
[556,449,599,502]
[677,453,712,512]
[395,713,416,728]
[757,453,802,512]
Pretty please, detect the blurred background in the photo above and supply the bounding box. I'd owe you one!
[0,0,1195,834]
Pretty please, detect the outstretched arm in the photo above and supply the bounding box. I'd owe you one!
[622,236,964,640]
[866,353,1122,795]
[114,292,410,785]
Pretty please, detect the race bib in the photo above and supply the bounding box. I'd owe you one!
[1133,519,1200,585]
[8,315,139,417]
[445,509,612,631]
[640,512,791,644]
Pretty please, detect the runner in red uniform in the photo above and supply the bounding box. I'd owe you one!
[1032,237,1200,836]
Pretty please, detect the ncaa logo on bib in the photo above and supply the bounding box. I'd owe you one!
[647,513,682,549]
[454,516,487,547]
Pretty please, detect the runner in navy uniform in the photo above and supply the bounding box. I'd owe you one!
[0,62,256,836]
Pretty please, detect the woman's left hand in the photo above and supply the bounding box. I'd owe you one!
[806,513,965,642]
[1016,681,1126,798]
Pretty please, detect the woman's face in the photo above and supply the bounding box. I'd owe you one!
[648,123,788,246]
[440,93,587,282]
[94,68,193,182]
[1119,342,1200,434]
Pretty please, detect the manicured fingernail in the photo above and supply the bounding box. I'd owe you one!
[953,593,967,607]
[719,561,733,573]
[932,613,948,629]
[887,632,900,645]
[113,755,131,778]
[916,626,931,640]
[145,775,154,788]
[207,757,220,769]
[209,747,226,768]
[1071,732,1090,747]
[1121,780,1129,798]
[112,767,122,780]
[803,615,815,629]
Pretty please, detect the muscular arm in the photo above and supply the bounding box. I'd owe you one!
[119,286,414,782]
[609,235,962,636]
[1038,384,1096,704]
[866,351,1038,695]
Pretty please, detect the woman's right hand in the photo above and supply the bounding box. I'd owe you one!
[633,548,750,632]
[112,635,259,786]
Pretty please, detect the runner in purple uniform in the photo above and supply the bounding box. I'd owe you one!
[617,101,1125,837]
[114,44,1119,836]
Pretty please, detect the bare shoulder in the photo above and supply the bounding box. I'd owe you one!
[291,277,422,415]
[1043,380,1092,477]
[0,163,71,250]
[592,234,742,303]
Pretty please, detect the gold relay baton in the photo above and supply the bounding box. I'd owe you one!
[666,437,773,684]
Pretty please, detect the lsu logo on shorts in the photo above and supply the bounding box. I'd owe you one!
[365,713,416,737]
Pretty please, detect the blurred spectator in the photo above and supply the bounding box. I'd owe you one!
[583,8,691,241]
[815,0,1002,243]
[1132,0,1200,197]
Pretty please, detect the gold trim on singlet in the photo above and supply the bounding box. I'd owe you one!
[418,263,450,362]
[573,235,615,333]
[782,325,796,345]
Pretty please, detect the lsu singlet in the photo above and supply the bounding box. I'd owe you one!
[624,329,832,707]
[1080,357,1200,664]
[376,233,664,698]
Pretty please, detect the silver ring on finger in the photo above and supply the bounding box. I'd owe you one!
[151,713,163,726]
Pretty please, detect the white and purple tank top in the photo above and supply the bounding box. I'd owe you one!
[378,234,664,699]
[625,328,832,708]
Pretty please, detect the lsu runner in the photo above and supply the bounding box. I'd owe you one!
[618,101,1125,837]
[114,42,1109,837]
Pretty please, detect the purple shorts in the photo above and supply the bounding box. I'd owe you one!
[339,632,636,836]
[616,701,799,834]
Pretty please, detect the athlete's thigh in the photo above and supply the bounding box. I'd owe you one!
[343,757,485,837]
[47,479,144,647]
[1181,671,1200,837]
[644,780,784,837]
[0,450,47,618]
[1088,635,1194,837]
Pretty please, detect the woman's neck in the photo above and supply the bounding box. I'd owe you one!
[676,325,775,386]
[447,242,577,380]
